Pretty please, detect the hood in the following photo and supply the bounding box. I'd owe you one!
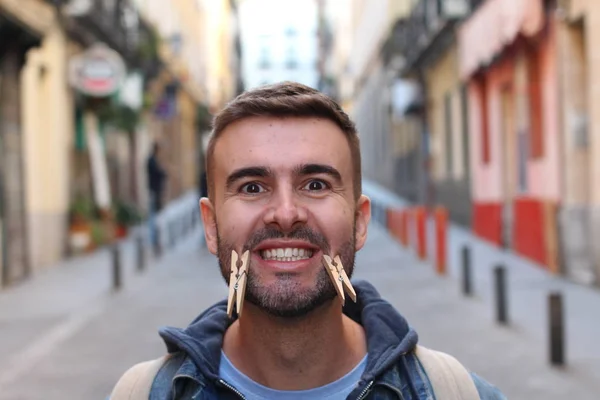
[158,280,419,383]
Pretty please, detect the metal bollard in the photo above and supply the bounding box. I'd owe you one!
[136,235,146,272]
[494,265,508,325]
[549,292,565,366]
[154,224,163,258]
[112,245,122,290]
[462,245,472,296]
[373,203,380,225]
[168,221,174,248]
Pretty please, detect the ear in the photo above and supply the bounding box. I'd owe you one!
[200,198,218,255]
[354,195,371,251]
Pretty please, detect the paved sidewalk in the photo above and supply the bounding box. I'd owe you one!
[0,192,200,394]
[0,183,598,399]
[364,179,600,397]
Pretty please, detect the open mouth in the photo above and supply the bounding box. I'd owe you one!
[259,247,315,262]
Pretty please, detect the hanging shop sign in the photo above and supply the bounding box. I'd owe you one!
[68,43,126,98]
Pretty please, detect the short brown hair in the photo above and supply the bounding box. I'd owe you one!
[206,81,362,200]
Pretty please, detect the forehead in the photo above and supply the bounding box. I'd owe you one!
[212,116,352,176]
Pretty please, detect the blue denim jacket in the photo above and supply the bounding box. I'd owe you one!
[148,280,506,399]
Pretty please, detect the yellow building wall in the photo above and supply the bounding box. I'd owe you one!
[566,0,600,205]
[178,90,198,192]
[205,0,237,111]
[13,1,74,272]
[424,42,465,182]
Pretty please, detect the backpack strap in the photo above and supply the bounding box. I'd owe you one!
[416,345,480,400]
[110,355,171,400]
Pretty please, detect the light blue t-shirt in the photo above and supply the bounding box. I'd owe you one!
[219,351,368,400]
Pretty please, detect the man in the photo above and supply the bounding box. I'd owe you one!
[147,142,167,253]
[112,83,505,399]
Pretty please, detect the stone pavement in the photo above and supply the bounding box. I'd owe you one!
[0,183,599,399]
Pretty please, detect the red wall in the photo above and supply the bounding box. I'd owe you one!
[472,202,503,246]
[473,198,550,268]
[513,197,547,266]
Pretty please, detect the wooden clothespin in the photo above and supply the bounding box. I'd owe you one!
[227,250,250,318]
[323,255,357,306]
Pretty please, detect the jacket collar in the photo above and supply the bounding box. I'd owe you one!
[159,280,419,388]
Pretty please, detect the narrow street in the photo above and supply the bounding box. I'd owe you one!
[0,187,598,399]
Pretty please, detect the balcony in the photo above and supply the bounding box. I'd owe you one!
[383,0,471,73]
[51,0,141,65]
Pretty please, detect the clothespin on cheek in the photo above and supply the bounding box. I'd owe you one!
[334,255,357,303]
[323,255,357,306]
[227,250,250,318]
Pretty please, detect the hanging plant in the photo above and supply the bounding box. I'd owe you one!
[97,99,140,134]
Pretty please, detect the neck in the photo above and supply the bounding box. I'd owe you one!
[222,299,367,391]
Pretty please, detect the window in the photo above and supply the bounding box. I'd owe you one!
[460,84,470,179]
[477,75,491,164]
[285,46,297,69]
[444,92,453,176]
[527,46,544,159]
[258,45,271,69]
[285,26,297,37]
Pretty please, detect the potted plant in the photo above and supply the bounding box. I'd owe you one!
[68,196,95,254]
[113,200,143,238]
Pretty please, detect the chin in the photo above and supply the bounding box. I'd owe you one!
[244,271,337,318]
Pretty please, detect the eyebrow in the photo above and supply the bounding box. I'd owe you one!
[294,163,342,184]
[226,166,272,190]
[225,163,343,191]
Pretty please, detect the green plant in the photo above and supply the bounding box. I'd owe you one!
[138,25,161,63]
[69,196,95,224]
[97,100,141,134]
[90,220,107,246]
[196,103,212,132]
[113,200,143,226]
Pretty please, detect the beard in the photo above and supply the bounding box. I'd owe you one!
[217,224,356,319]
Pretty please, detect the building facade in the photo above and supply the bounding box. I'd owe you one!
[0,0,241,288]
[339,0,412,191]
[0,0,73,285]
[459,0,562,272]
[556,0,600,284]
[389,0,473,223]
[238,0,319,89]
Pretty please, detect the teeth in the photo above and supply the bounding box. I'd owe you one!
[260,247,314,261]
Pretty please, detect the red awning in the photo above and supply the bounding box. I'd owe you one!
[458,0,544,79]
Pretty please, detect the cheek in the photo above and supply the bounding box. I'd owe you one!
[218,205,259,242]
[312,204,354,240]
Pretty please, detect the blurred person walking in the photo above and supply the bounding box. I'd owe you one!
[147,142,167,255]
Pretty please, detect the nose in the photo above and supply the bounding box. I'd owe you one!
[263,188,308,232]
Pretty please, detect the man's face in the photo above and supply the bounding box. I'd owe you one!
[200,116,370,318]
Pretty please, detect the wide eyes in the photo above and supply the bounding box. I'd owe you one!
[303,179,328,192]
[240,182,265,194]
[239,179,329,195]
